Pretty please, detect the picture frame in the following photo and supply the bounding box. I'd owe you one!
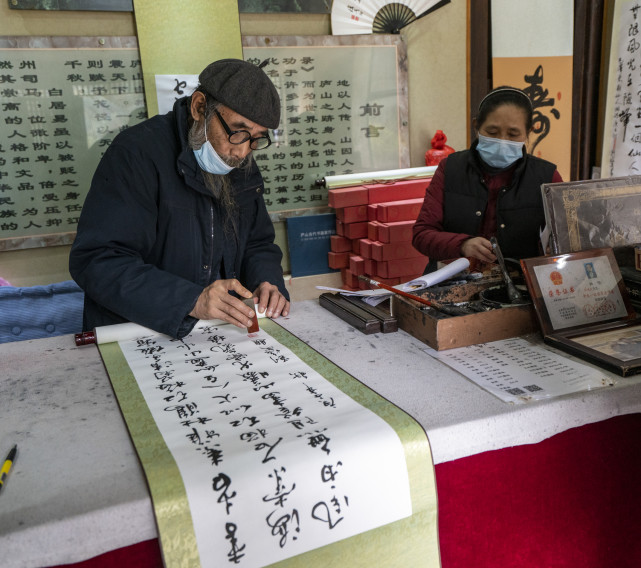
[541,176,641,260]
[521,247,641,376]
[0,35,145,252]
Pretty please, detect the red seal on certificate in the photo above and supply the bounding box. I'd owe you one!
[550,271,563,285]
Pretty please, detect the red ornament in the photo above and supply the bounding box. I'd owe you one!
[425,130,455,166]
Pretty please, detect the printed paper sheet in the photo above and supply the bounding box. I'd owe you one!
[426,336,615,404]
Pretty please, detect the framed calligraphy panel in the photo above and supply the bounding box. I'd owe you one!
[241,35,409,218]
[0,36,146,251]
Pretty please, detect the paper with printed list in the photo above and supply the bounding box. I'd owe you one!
[117,322,412,568]
[425,335,616,404]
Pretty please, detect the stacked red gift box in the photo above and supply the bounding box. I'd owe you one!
[327,178,430,290]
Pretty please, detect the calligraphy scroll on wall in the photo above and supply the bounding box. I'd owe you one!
[601,0,641,178]
[0,36,146,251]
[490,0,573,181]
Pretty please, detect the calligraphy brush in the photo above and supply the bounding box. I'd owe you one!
[357,275,435,307]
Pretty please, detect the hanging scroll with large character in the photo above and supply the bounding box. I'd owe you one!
[490,0,573,181]
[600,0,641,178]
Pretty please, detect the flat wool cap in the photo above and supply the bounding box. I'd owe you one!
[198,59,281,129]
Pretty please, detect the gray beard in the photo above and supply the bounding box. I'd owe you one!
[204,170,237,219]
[187,120,241,236]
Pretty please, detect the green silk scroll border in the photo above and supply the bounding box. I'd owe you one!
[260,319,440,568]
[99,321,440,568]
[98,341,200,568]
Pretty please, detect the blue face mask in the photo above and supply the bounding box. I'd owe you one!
[193,122,235,175]
[476,133,525,169]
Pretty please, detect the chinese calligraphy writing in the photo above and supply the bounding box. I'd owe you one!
[522,65,560,154]
[0,47,146,244]
[117,321,411,567]
[242,43,404,212]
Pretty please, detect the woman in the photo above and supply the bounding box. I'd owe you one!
[412,86,563,273]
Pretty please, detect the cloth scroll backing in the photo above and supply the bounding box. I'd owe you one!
[98,319,440,568]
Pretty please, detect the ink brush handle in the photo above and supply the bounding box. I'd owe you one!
[357,275,434,307]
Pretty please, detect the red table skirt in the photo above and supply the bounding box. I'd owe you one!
[53,413,641,568]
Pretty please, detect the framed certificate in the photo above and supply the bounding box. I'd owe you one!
[521,247,641,376]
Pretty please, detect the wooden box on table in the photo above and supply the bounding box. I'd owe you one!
[392,277,538,351]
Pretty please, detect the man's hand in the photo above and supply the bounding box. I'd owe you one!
[190,279,256,329]
[461,237,496,263]
[253,281,290,318]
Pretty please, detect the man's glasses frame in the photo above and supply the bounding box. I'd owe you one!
[213,108,272,151]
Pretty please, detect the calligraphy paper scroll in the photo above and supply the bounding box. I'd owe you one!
[98,319,439,568]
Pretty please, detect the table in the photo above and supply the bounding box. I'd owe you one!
[2,300,641,567]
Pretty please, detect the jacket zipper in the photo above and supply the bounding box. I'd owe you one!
[207,202,214,283]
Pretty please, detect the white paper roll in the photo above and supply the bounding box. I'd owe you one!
[401,257,471,290]
[93,322,155,344]
[361,257,471,306]
[94,311,267,344]
[321,166,437,189]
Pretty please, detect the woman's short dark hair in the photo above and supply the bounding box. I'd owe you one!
[476,86,533,131]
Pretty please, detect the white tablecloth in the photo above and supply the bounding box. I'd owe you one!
[2,300,641,567]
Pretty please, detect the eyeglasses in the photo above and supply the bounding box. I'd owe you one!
[213,109,272,151]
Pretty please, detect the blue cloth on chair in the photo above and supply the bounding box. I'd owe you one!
[0,281,84,344]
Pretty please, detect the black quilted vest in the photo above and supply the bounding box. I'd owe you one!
[442,144,556,261]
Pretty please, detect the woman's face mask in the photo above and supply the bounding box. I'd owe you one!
[475,102,528,169]
[476,133,524,169]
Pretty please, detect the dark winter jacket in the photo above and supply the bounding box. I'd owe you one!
[69,96,287,338]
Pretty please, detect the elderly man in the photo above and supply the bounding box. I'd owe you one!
[69,59,289,338]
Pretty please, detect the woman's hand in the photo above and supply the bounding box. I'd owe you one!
[190,279,256,329]
[461,237,496,263]
[253,282,290,318]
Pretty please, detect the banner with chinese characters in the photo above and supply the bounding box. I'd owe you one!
[0,36,146,250]
[601,0,641,177]
[242,36,409,213]
[490,0,573,181]
[98,319,438,568]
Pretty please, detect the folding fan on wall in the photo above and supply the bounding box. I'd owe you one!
[331,0,445,35]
